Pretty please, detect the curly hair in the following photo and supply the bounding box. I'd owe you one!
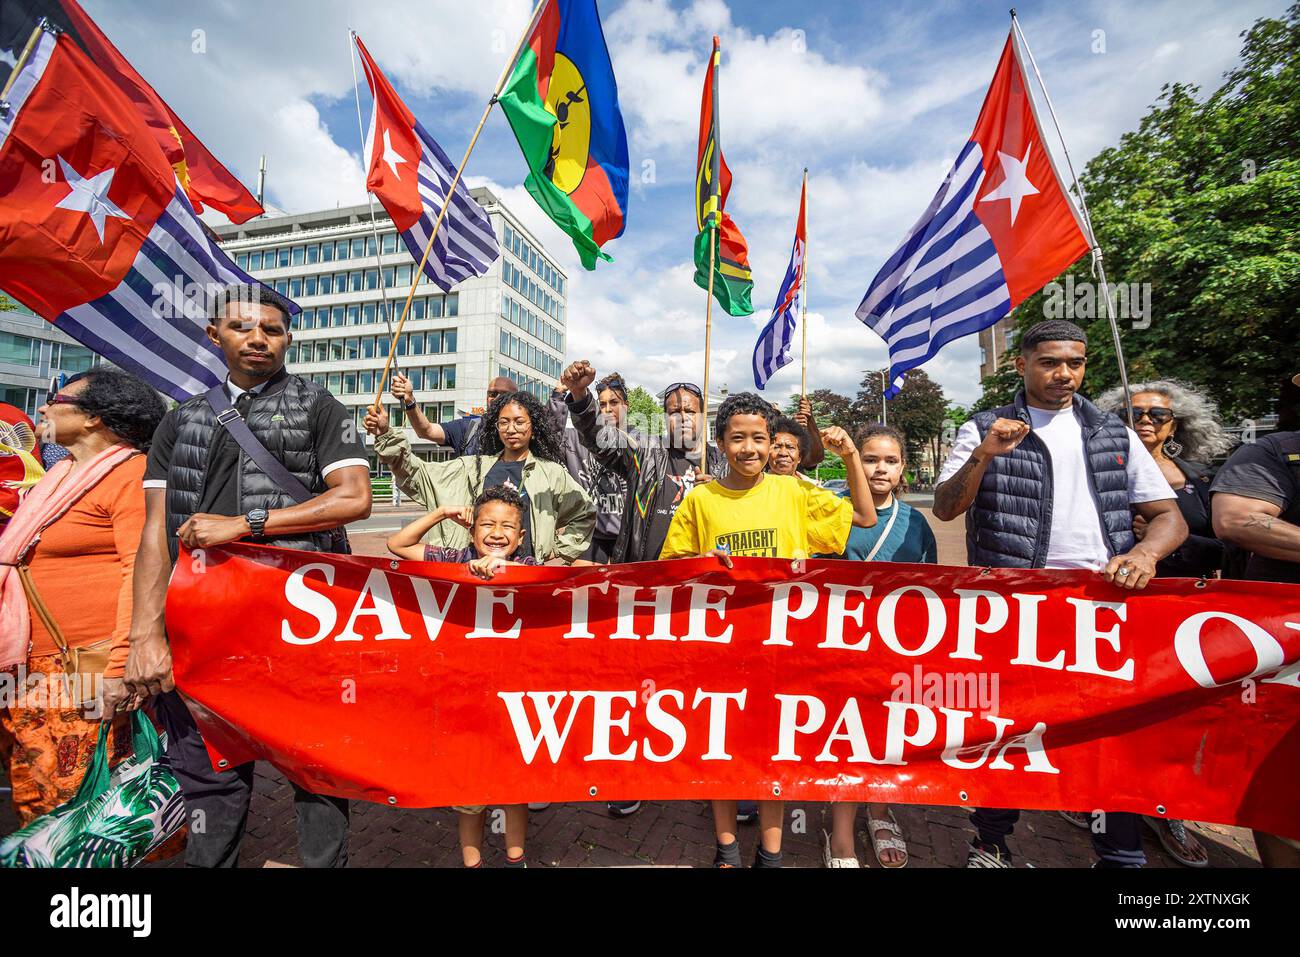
[1094,379,1233,462]
[476,389,565,464]
[715,392,776,438]
[474,484,525,519]
[772,415,811,460]
[64,368,167,451]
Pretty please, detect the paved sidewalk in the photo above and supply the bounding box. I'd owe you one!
[0,505,1263,867]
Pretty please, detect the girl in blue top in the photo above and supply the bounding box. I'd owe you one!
[824,425,937,869]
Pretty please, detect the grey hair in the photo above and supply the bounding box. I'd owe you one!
[1094,379,1233,461]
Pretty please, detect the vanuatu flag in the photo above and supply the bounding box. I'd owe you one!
[693,36,753,317]
[499,0,629,270]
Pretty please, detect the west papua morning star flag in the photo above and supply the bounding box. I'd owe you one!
[354,34,499,292]
[0,28,282,401]
[856,30,1090,397]
[752,176,806,390]
[1,0,263,223]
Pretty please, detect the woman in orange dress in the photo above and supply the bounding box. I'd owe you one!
[0,369,165,824]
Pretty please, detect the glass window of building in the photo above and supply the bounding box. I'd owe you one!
[429,297,443,318]
[412,299,425,321]
[500,329,509,355]
[407,368,423,391]
[396,264,411,286]
[427,330,442,354]
[409,332,424,356]
[277,248,290,268]
[327,372,342,393]
[274,279,289,295]
[382,232,398,254]
[378,336,390,358]
[360,370,373,395]
[443,366,456,390]
[396,334,407,357]
[447,294,458,317]
[444,330,457,353]
[235,252,248,269]
[362,336,375,359]
[304,276,317,296]
[330,340,343,361]
[0,331,37,365]
[321,241,334,262]
[363,303,376,324]
[349,238,363,259]
[290,278,302,298]
[366,236,377,257]
[312,340,327,362]
[343,372,357,394]
[345,337,359,360]
[306,244,319,264]
[292,246,305,266]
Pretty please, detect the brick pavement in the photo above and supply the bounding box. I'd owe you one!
[0,505,1263,867]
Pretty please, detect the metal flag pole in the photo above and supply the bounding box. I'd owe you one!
[799,167,809,399]
[347,30,402,382]
[370,0,549,412]
[701,36,722,453]
[1010,8,1135,429]
[881,369,888,426]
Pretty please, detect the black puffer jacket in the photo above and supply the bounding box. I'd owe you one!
[966,390,1135,568]
[162,374,346,562]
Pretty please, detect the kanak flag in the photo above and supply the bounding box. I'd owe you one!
[354,34,498,292]
[0,28,279,400]
[856,29,1090,397]
[0,0,263,223]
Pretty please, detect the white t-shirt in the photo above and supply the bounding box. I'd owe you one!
[938,405,1174,570]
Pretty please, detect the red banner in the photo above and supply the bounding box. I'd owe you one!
[167,544,1300,840]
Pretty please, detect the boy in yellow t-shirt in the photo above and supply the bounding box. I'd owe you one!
[659,392,877,867]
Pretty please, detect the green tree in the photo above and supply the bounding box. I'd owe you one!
[625,385,662,436]
[798,388,854,430]
[852,368,948,459]
[980,5,1300,421]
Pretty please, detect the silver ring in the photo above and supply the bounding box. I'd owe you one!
[1118,566,1131,577]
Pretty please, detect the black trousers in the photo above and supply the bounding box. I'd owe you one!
[971,806,1146,866]
[583,534,618,564]
[157,691,349,868]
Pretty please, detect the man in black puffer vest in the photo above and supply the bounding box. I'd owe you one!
[122,284,372,867]
[933,320,1188,868]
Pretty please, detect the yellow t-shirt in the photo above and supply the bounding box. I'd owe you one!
[658,473,852,560]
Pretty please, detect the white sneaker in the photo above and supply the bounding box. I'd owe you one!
[527,803,550,811]
[822,829,861,868]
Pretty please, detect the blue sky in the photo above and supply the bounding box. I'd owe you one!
[83,0,1288,406]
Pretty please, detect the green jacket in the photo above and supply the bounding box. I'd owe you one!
[373,428,595,562]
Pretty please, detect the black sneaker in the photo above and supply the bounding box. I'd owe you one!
[607,800,642,817]
[736,800,759,824]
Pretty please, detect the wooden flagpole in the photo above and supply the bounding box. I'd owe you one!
[0,21,48,104]
[1009,9,1134,429]
[369,0,548,413]
[799,167,809,398]
[701,36,722,452]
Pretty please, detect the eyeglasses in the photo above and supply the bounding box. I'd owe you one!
[1130,406,1174,424]
[46,393,83,408]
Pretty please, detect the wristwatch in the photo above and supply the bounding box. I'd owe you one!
[404,400,417,410]
[246,507,269,539]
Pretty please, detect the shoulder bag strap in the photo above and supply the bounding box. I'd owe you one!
[205,386,313,504]
[865,500,901,562]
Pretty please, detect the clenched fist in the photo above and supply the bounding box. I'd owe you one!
[977,417,1031,457]
[820,425,857,460]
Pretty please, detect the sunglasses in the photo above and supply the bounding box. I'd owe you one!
[663,382,703,401]
[46,393,83,407]
[1130,406,1174,424]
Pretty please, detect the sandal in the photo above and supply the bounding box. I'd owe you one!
[822,829,860,868]
[1059,810,1091,829]
[1143,816,1209,868]
[866,807,908,868]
